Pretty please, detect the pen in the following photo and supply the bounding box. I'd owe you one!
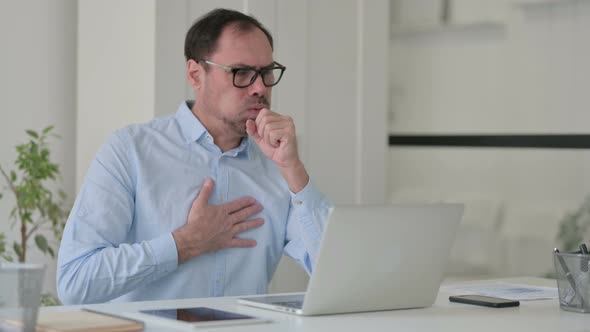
[580,243,589,273]
[554,248,585,307]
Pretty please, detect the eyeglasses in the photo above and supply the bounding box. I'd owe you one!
[198,59,286,88]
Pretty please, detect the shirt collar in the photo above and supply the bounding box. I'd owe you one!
[175,100,252,159]
[226,137,251,158]
[176,101,207,143]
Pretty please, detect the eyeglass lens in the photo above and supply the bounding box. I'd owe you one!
[234,67,282,87]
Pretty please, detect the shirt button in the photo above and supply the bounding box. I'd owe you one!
[294,200,303,206]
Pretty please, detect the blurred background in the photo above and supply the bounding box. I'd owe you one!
[1,0,589,301]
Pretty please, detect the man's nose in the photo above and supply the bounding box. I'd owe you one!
[248,74,268,96]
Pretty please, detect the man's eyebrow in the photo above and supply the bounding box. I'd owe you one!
[228,62,275,69]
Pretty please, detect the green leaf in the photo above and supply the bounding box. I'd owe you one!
[47,246,55,258]
[35,235,49,253]
[13,242,22,260]
[42,126,54,135]
[26,130,39,139]
[0,233,6,255]
[10,170,16,182]
[0,193,3,200]
[40,293,61,306]
[22,211,32,223]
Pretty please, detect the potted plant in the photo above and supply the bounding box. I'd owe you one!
[0,126,69,305]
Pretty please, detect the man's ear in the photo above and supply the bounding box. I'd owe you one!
[187,59,202,90]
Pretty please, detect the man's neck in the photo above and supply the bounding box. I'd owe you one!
[191,104,242,153]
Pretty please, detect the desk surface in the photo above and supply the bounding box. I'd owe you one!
[44,277,590,332]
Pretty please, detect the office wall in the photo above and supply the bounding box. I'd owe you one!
[389,0,590,277]
[76,0,157,187]
[0,0,77,296]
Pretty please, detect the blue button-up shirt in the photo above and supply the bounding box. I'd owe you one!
[57,101,333,305]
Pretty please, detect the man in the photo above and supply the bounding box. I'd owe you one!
[57,8,332,305]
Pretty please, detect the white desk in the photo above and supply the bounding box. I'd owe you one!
[44,277,590,331]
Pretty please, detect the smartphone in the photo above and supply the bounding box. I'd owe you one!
[449,295,520,308]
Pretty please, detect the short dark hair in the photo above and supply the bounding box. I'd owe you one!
[184,8,274,62]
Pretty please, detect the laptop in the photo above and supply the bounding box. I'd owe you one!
[238,204,464,316]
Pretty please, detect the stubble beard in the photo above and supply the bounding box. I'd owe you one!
[224,115,249,137]
[224,96,270,137]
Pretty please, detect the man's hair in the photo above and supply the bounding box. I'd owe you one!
[184,8,274,63]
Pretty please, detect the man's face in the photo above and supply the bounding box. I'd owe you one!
[194,25,274,138]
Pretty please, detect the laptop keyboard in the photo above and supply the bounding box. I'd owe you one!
[272,300,304,309]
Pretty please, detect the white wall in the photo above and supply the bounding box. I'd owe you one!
[389,0,590,277]
[0,0,77,296]
[155,0,188,117]
[76,0,157,187]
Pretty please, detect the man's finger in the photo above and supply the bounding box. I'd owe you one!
[229,203,263,224]
[196,177,214,206]
[229,238,257,248]
[266,125,289,148]
[255,109,276,138]
[246,119,261,141]
[232,218,265,235]
[259,122,283,145]
[269,129,284,147]
[223,196,256,214]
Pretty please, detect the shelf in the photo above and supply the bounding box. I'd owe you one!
[514,0,588,7]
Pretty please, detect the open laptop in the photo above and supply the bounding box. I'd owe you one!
[238,204,464,316]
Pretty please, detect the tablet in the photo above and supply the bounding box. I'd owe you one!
[137,307,271,329]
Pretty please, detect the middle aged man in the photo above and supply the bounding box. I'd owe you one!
[57,8,333,304]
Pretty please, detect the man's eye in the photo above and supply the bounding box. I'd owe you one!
[235,70,253,78]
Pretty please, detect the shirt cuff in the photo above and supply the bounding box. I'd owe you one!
[147,233,178,277]
[289,180,327,244]
[289,179,324,209]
